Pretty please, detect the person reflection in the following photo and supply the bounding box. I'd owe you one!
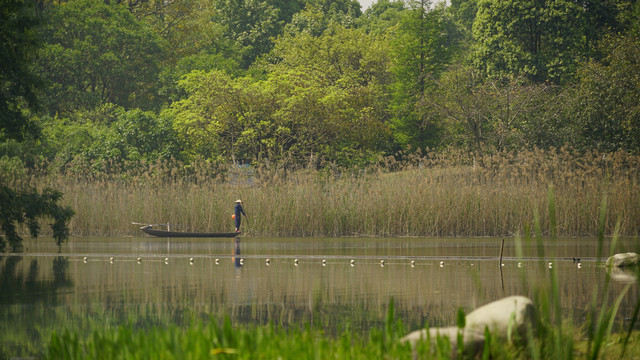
[232,237,242,268]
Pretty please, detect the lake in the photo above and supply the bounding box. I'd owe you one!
[1,236,639,357]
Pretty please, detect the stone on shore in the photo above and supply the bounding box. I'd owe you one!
[465,295,536,341]
[400,296,536,359]
[606,253,640,268]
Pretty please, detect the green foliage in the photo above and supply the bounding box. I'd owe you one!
[389,2,461,150]
[169,22,394,167]
[158,52,242,103]
[3,0,640,175]
[41,105,183,172]
[449,0,478,32]
[0,0,74,252]
[213,0,282,68]
[0,184,74,252]
[357,0,406,35]
[0,0,41,143]
[36,0,167,114]
[570,34,640,153]
[472,0,583,84]
[128,0,223,60]
[311,0,362,17]
[267,21,394,165]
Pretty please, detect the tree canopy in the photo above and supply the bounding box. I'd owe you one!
[1,0,74,252]
[1,0,638,179]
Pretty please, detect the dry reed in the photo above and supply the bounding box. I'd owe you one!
[21,147,640,237]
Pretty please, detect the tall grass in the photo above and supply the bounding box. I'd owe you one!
[17,146,640,237]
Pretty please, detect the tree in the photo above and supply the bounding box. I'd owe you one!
[472,0,583,84]
[213,0,282,68]
[310,0,362,18]
[389,1,460,149]
[357,0,406,35]
[169,22,394,167]
[0,0,74,252]
[0,185,74,252]
[570,34,640,153]
[0,0,41,143]
[449,0,477,32]
[36,0,167,114]
[424,66,557,160]
[129,0,225,61]
[265,22,394,165]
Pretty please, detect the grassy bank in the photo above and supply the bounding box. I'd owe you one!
[44,302,640,360]
[16,147,640,237]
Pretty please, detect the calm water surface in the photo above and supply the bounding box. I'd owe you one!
[1,236,639,357]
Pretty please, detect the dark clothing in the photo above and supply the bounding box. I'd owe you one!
[234,204,246,230]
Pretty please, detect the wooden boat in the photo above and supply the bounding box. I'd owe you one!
[139,226,239,238]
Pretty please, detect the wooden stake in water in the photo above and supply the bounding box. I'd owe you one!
[499,238,505,292]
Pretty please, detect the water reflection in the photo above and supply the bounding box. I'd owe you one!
[608,266,640,283]
[233,237,242,268]
[1,256,72,305]
[1,236,639,358]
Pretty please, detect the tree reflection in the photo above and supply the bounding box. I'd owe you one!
[0,256,73,305]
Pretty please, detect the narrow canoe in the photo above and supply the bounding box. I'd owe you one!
[140,226,239,238]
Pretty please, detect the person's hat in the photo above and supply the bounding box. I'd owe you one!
[235,199,242,203]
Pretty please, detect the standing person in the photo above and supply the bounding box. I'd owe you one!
[234,199,246,233]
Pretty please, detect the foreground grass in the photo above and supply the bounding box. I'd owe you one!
[45,315,640,360]
[47,317,417,360]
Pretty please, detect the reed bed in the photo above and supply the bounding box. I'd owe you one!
[22,147,640,237]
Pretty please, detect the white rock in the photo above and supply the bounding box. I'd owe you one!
[606,253,639,268]
[465,295,535,341]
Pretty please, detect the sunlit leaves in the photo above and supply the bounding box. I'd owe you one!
[168,22,393,167]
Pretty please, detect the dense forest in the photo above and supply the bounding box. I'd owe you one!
[2,0,640,248]
[2,0,639,172]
